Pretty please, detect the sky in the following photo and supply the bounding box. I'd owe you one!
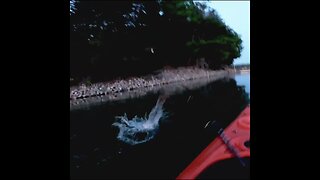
[208,1,250,65]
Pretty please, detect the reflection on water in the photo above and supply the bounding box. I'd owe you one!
[235,73,250,94]
[70,75,250,179]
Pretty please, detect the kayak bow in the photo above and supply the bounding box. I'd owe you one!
[177,106,250,179]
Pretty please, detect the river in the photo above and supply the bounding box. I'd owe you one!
[70,73,250,179]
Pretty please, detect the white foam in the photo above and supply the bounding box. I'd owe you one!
[112,97,167,145]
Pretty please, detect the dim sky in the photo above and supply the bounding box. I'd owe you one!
[208,1,250,65]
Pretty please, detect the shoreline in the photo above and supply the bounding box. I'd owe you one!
[70,67,235,109]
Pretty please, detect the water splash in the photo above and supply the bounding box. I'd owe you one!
[70,0,78,15]
[112,96,168,145]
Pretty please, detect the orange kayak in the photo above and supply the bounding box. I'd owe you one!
[177,106,250,179]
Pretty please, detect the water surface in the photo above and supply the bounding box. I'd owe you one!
[70,74,250,179]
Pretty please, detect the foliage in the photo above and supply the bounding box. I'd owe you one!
[70,0,243,84]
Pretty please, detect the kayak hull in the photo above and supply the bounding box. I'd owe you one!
[177,106,250,179]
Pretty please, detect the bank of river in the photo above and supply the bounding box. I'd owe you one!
[70,67,234,110]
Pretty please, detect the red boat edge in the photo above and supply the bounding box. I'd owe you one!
[177,106,250,179]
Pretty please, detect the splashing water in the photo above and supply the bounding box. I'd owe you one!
[112,96,168,145]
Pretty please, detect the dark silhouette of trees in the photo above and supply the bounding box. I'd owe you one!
[70,1,243,85]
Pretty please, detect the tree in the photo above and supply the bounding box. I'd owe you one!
[70,0,243,84]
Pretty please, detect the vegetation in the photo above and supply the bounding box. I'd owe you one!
[70,0,243,85]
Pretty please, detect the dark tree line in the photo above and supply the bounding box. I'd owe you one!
[70,1,243,85]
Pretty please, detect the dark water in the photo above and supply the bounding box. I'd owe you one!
[70,74,250,179]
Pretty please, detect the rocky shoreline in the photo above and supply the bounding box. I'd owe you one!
[70,67,234,108]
